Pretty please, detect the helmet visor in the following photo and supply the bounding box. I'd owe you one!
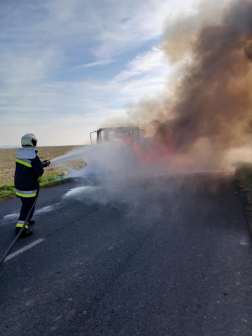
[31,138,37,147]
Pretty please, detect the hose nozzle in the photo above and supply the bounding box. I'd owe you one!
[42,160,50,167]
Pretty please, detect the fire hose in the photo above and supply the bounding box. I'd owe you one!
[0,190,39,265]
[0,160,50,266]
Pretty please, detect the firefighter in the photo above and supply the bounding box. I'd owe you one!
[15,133,50,238]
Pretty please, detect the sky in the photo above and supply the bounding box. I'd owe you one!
[0,0,199,146]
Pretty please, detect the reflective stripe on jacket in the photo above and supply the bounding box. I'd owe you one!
[15,158,32,167]
[15,147,44,193]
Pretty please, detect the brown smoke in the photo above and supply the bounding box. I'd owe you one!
[101,0,252,170]
[152,0,252,166]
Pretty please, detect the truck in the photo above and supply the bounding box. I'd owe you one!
[90,126,145,148]
[89,126,172,165]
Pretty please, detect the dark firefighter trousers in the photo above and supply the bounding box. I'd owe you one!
[16,196,36,229]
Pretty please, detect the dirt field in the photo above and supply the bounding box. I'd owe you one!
[0,146,85,186]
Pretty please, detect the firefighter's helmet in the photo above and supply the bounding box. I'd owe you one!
[21,133,38,147]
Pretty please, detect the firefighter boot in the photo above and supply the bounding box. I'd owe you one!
[15,227,33,238]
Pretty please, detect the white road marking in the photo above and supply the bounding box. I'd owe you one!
[4,238,45,263]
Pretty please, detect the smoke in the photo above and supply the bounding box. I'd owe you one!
[48,0,252,210]
[52,141,179,185]
[55,0,252,173]
[50,139,184,216]
[157,0,252,167]
[52,142,143,180]
[116,0,252,170]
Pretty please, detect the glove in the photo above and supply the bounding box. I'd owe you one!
[42,160,50,167]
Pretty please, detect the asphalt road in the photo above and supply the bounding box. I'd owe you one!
[1,173,252,336]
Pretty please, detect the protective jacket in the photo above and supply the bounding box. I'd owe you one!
[14,147,44,197]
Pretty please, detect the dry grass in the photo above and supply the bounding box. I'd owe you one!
[0,146,85,186]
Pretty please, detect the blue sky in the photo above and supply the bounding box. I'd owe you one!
[0,0,198,146]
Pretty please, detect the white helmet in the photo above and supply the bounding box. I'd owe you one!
[21,133,38,147]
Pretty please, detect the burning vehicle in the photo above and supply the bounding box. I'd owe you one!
[90,126,144,147]
[59,125,175,185]
[90,126,173,165]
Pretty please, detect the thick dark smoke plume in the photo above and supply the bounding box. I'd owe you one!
[152,0,252,165]
[101,0,252,170]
